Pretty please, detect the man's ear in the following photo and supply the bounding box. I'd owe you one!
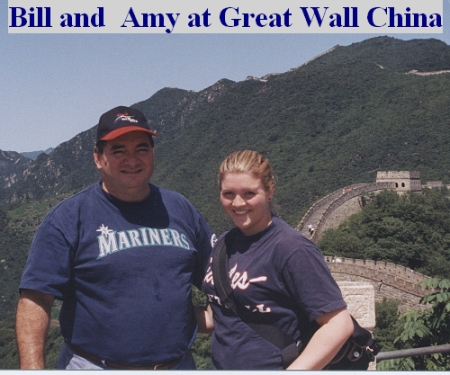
[93,150,102,171]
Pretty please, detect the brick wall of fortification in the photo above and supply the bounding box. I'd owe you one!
[376,171,422,193]
[331,273,425,314]
[324,257,430,314]
[296,184,367,231]
[376,171,421,180]
[321,195,361,232]
[297,175,433,314]
[314,182,395,239]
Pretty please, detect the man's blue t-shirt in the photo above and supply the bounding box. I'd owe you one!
[202,216,346,369]
[20,182,214,366]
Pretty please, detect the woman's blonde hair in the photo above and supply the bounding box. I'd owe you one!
[218,150,276,192]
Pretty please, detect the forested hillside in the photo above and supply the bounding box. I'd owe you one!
[2,37,450,234]
[319,189,450,279]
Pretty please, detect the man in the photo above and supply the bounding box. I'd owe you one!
[15,106,215,369]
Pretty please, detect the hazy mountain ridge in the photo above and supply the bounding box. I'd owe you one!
[0,151,31,190]
[297,36,450,72]
[0,79,239,204]
[20,148,54,161]
[0,36,449,231]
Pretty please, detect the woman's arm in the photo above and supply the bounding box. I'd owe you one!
[286,307,354,370]
[194,304,214,334]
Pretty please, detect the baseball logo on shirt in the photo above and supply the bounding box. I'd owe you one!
[96,224,191,258]
[229,264,268,289]
[204,261,271,313]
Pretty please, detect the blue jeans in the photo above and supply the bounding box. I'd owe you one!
[56,342,196,370]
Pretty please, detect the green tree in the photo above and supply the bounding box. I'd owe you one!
[374,298,401,352]
[191,333,212,369]
[378,278,450,370]
[319,189,450,278]
[0,320,18,369]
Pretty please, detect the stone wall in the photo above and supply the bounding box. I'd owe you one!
[325,257,430,314]
[376,171,422,193]
[320,195,362,233]
[338,282,375,329]
[296,183,366,232]
[313,182,395,240]
[298,171,425,242]
[296,183,379,239]
[297,172,433,315]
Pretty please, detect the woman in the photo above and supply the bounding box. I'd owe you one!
[198,150,354,370]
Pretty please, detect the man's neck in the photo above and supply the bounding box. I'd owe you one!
[101,182,151,203]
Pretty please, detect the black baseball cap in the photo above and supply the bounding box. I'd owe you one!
[96,106,157,144]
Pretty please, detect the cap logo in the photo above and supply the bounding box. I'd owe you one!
[114,112,139,124]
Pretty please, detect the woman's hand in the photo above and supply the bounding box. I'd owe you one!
[194,304,214,334]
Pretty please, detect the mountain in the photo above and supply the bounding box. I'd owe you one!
[0,151,31,190]
[20,148,54,161]
[305,36,450,72]
[1,36,450,234]
[1,35,450,368]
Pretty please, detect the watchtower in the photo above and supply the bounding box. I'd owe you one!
[376,171,422,194]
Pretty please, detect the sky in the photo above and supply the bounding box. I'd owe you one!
[2,1,450,153]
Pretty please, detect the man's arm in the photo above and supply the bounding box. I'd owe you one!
[287,307,354,370]
[15,289,54,369]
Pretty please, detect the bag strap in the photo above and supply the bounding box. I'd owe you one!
[212,231,381,369]
[212,229,300,368]
[212,230,237,311]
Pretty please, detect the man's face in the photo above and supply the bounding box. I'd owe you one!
[94,131,154,202]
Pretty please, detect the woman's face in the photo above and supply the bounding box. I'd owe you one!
[220,172,274,236]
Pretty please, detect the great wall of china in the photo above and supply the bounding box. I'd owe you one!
[324,257,429,314]
[296,171,440,314]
